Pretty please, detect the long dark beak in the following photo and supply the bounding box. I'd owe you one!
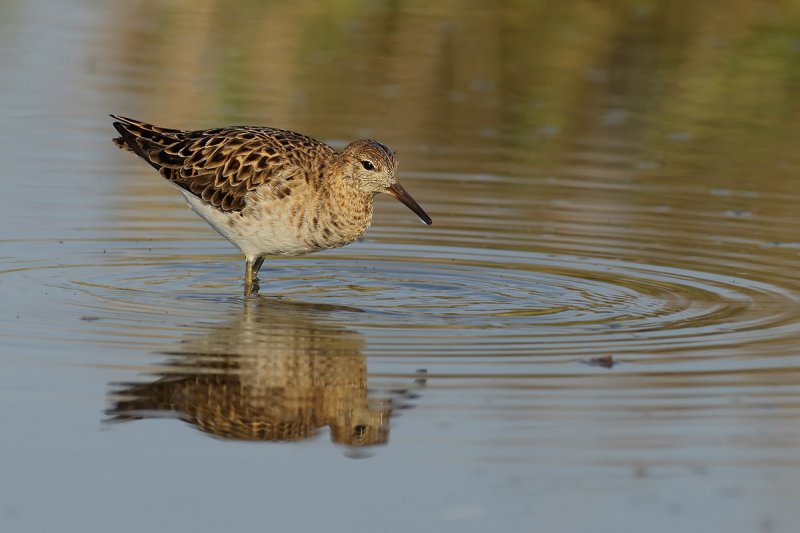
[387,182,432,225]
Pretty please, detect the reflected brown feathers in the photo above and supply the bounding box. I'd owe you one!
[105,298,427,448]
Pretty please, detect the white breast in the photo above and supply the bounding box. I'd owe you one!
[180,190,318,260]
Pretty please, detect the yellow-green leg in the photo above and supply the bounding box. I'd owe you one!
[244,257,265,296]
[244,259,256,295]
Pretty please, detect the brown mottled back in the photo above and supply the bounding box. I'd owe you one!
[111,115,334,211]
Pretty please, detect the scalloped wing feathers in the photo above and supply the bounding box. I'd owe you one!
[111,115,333,212]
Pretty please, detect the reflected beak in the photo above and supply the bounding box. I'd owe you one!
[387,182,432,225]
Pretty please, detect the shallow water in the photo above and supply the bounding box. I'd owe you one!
[2,1,800,531]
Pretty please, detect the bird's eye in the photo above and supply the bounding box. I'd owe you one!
[361,160,375,171]
[353,425,367,439]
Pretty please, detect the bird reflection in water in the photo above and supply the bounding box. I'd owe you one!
[106,297,426,451]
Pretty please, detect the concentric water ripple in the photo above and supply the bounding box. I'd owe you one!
[6,240,798,360]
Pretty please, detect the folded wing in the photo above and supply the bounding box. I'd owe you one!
[111,115,333,212]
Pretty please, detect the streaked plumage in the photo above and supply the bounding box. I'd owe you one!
[110,115,431,293]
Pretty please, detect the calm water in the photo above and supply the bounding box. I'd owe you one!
[2,1,800,531]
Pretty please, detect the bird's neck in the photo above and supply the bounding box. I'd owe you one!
[320,175,374,244]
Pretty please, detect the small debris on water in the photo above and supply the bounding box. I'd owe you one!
[80,316,100,322]
[581,355,617,368]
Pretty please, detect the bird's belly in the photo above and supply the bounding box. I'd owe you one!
[182,192,322,258]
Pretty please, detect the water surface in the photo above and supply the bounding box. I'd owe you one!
[1,1,800,532]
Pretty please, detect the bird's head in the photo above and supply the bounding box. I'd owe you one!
[338,139,432,225]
